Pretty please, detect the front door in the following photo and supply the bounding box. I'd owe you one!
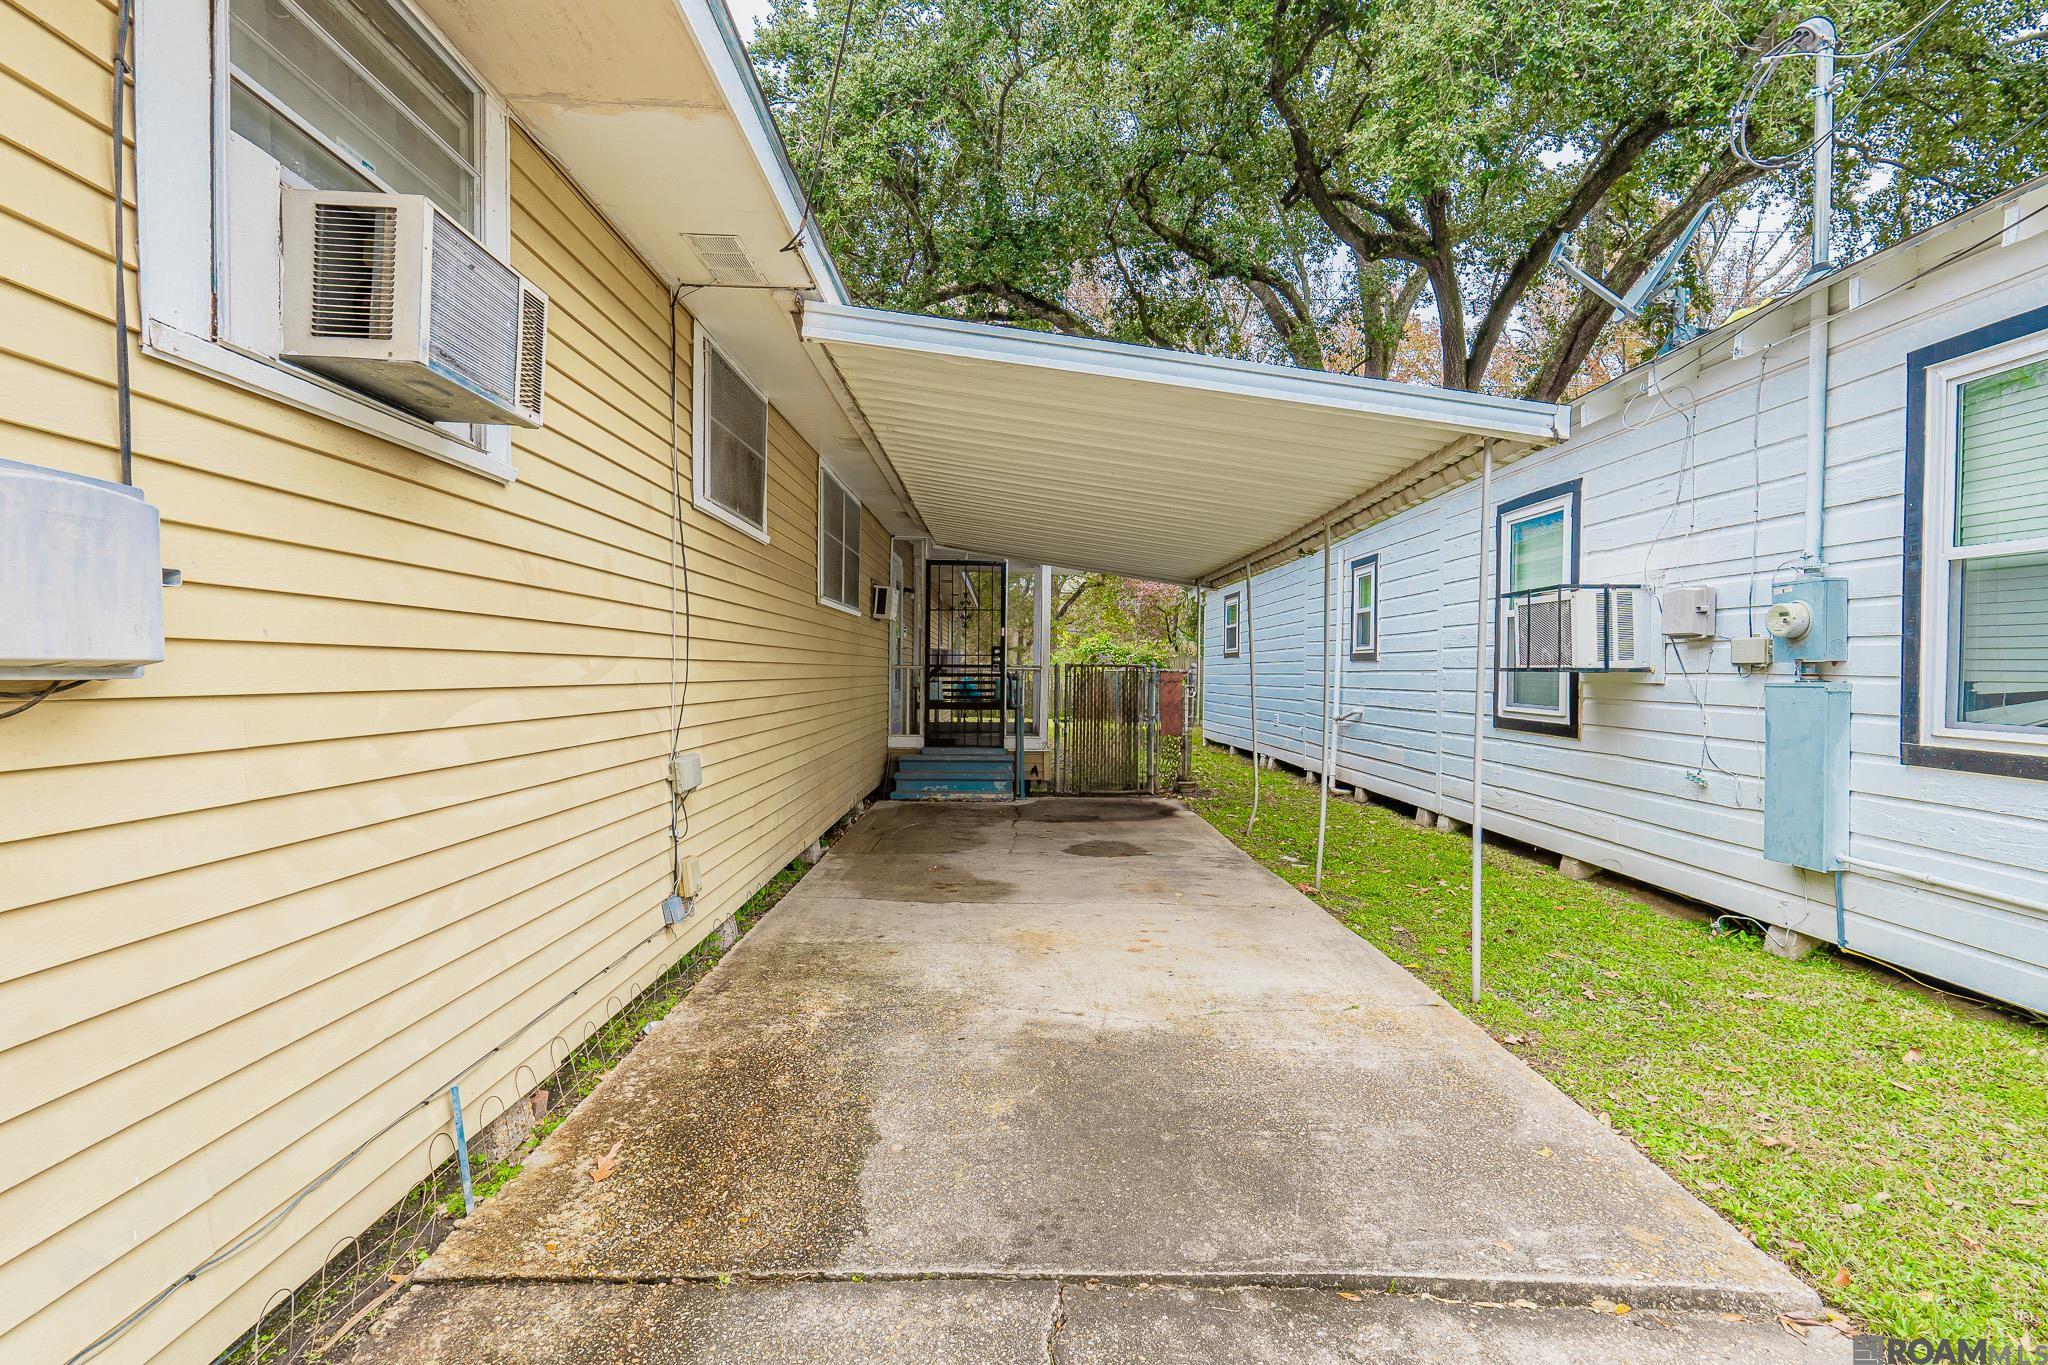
[925,559,1007,747]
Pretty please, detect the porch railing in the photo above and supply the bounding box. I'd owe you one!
[891,664,1042,740]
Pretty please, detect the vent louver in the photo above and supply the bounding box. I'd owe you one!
[426,211,521,405]
[309,202,398,340]
[685,233,766,285]
[515,286,548,423]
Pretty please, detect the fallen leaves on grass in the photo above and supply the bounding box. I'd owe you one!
[1832,1267,1853,1289]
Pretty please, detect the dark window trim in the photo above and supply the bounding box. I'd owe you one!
[1347,553,1380,661]
[1493,479,1582,738]
[1221,589,1242,658]
[1901,302,2048,783]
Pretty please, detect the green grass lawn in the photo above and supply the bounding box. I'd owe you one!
[1182,739,2048,1343]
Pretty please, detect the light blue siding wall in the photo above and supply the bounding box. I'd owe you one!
[1203,211,2048,1014]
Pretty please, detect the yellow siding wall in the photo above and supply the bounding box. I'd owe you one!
[0,4,888,1359]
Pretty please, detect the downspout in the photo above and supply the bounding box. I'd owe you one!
[1315,523,1337,888]
[1470,440,1497,1003]
[1244,560,1260,833]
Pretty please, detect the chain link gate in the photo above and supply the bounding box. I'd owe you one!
[1051,665,1194,795]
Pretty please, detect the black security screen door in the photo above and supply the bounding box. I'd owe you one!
[925,559,1007,747]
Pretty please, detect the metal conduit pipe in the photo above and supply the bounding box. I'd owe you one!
[1470,440,1497,1003]
[1315,523,1337,887]
[1243,559,1260,833]
[1802,19,1838,566]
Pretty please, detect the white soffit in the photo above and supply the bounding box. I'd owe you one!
[804,304,1570,583]
[413,0,922,530]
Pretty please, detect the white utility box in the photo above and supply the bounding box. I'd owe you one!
[0,459,165,679]
[1659,584,1717,640]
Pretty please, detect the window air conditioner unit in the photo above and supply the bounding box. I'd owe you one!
[871,584,898,620]
[281,190,548,428]
[1504,584,1655,673]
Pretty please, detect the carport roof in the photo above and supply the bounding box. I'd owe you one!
[803,303,1569,584]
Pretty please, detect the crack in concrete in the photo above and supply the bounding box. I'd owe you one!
[1044,1280,1068,1365]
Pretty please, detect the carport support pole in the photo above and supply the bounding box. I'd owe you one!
[1470,439,1496,1004]
[1315,523,1335,888]
[1243,559,1260,833]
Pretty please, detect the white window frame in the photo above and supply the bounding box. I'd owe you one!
[691,330,772,543]
[1496,490,1576,729]
[817,461,863,616]
[1348,554,1379,661]
[1221,590,1242,657]
[1916,328,2048,759]
[135,0,517,482]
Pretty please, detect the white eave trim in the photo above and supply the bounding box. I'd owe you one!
[804,302,1570,443]
[678,0,847,305]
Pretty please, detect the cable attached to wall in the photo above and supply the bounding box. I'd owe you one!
[111,0,136,487]
[667,286,695,888]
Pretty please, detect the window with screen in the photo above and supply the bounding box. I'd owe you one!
[229,0,481,228]
[1495,483,1579,735]
[1222,591,1241,657]
[696,338,770,538]
[1349,555,1378,660]
[819,465,862,612]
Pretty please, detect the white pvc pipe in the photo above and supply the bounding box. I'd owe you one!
[1470,440,1496,1003]
[1315,523,1336,887]
[1244,560,1260,833]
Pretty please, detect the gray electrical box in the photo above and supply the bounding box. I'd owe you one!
[0,459,164,679]
[1769,574,1850,665]
[1763,680,1851,872]
[1660,584,1717,639]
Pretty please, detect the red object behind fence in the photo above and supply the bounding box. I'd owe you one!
[1160,671,1187,737]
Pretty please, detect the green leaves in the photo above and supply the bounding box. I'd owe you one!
[753,0,2045,397]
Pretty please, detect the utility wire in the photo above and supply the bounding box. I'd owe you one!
[1730,0,1965,171]
[781,0,859,254]
[0,681,84,720]
[111,0,135,485]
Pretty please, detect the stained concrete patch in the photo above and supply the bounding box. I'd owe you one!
[1054,1284,1850,1364]
[425,950,913,1280]
[343,1280,1062,1365]
[418,797,1817,1323]
[1017,798,1180,823]
[1063,839,1148,857]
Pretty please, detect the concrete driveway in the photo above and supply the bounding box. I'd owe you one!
[350,798,1844,1363]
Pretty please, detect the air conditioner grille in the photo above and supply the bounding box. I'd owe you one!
[426,211,521,403]
[516,286,548,419]
[1520,596,1572,669]
[309,202,398,340]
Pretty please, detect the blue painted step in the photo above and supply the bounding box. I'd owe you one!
[892,778,1012,796]
[896,760,1012,778]
[890,748,1018,800]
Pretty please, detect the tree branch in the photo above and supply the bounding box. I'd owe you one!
[930,282,1100,336]
[1524,154,1763,402]
[1465,113,1674,384]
